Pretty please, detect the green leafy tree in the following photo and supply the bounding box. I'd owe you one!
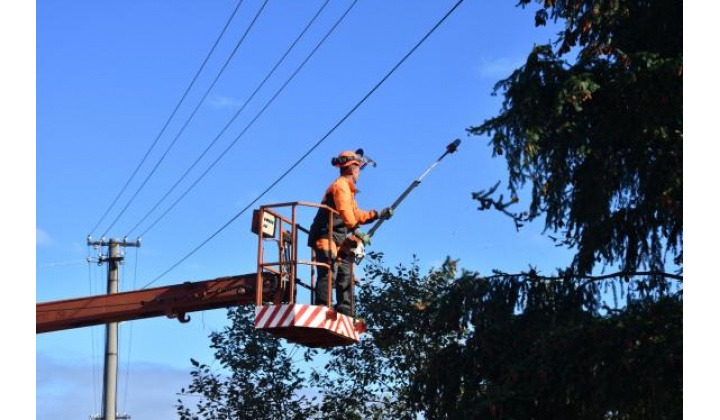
[311,255,461,419]
[471,0,682,273]
[175,307,316,419]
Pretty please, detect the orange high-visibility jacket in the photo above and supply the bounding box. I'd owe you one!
[308,176,377,252]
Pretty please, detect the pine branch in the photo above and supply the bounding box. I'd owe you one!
[478,269,681,283]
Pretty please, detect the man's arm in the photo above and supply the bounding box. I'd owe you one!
[352,201,377,225]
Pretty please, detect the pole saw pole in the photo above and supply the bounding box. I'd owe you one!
[368,138,461,238]
[341,138,461,264]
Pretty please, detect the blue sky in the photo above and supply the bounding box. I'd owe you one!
[29,0,705,419]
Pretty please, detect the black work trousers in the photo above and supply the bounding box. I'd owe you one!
[314,248,353,316]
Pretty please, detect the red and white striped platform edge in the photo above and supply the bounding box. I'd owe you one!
[254,304,361,345]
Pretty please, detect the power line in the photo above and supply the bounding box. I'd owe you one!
[135,0,359,239]
[36,259,86,268]
[124,0,332,238]
[141,0,468,288]
[88,0,246,237]
[101,0,270,238]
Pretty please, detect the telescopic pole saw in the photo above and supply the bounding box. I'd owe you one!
[348,138,462,263]
[368,138,461,237]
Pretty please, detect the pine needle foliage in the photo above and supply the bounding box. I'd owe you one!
[470,0,682,273]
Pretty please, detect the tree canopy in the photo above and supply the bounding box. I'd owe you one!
[177,256,682,419]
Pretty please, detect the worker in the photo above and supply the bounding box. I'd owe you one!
[308,150,392,316]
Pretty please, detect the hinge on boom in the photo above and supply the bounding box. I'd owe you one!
[166,310,191,324]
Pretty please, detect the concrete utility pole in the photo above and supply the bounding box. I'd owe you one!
[88,237,140,420]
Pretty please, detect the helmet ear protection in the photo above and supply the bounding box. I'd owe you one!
[331,155,361,167]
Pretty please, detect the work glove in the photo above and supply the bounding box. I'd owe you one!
[378,207,393,220]
[353,229,371,246]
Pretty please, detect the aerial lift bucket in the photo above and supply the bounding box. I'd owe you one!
[252,202,365,348]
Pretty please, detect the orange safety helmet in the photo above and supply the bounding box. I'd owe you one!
[331,150,363,168]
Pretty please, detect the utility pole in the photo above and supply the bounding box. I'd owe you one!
[88,237,141,420]
[91,414,131,420]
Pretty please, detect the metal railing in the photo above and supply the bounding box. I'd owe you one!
[254,202,347,312]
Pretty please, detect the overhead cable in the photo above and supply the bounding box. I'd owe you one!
[124,0,332,238]
[141,0,467,288]
[134,0,358,239]
[88,0,246,237]
[100,0,270,238]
